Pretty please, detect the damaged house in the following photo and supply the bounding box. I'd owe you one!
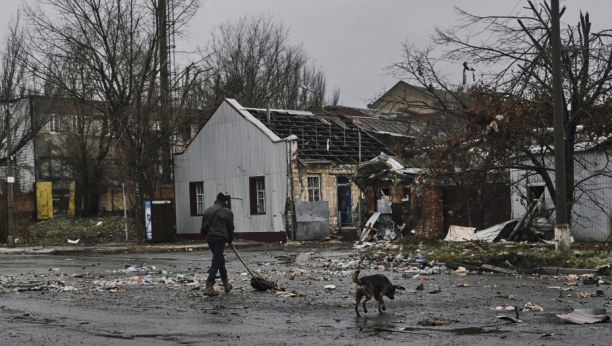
[173,99,413,242]
[510,138,612,242]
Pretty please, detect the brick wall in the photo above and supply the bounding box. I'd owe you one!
[98,184,174,212]
[414,186,445,238]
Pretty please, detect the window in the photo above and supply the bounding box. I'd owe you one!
[189,182,204,216]
[307,174,321,201]
[38,157,71,179]
[249,176,265,215]
[72,115,82,132]
[49,114,60,133]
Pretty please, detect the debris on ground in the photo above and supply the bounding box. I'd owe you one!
[452,267,468,275]
[557,309,611,324]
[520,302,543,312]
[576,291,605,298]
[418,317,453,326]
[455,283,470,287]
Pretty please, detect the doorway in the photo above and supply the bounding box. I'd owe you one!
[337,177,352,226]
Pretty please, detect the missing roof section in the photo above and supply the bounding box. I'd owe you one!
[244,108,393,163]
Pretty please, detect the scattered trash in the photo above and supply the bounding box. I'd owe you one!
[520,302,543,312]
[541,333,555,338]
[557,309,611,324]
[96,221,103,226]
[67,239,80,244]
[455,283,470,287]
[416,283,424,291]
[496,308,521,323]
[324,285,336,290]
[576,291,605,298]
[444,225,476,242]
[418,317,453,326]
[276,291,299,298]
[452,267,468,275]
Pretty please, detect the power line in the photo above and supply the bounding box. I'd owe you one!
[355,0,428,43]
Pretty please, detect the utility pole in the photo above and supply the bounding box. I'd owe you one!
[5,107,15,247]
[158,0,172,183]
[122,182,128,241]
[551,0,571,257]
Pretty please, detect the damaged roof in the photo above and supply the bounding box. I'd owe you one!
[244,107,396,163]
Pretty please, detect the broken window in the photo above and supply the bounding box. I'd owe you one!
[189,182,204,216]
[249,176,266,215]
[307,174,321,201]
[49,114,60,133]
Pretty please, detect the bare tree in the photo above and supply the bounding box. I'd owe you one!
[199,14,330,114]
[1,13,45,182]
[388,1,612,229]
[24,0,201,232]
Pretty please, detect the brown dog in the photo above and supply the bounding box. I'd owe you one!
[352,270,403,317]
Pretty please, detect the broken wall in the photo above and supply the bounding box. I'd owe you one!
[290,161,361,232]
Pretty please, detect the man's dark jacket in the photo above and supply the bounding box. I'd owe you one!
[201,200,235,243]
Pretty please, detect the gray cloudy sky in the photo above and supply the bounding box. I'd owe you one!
[1,1,611,107]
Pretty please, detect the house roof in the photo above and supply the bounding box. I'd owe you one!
[243,107,395,163]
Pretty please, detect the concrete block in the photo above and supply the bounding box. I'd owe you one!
[517,268,537,275]
[539,267,559,275]
[480,264,516,274]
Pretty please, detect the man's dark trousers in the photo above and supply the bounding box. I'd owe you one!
[207,238,227,282]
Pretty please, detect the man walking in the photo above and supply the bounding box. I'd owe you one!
[202,193,234,296]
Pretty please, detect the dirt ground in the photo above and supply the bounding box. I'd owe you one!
[1,243,611,345]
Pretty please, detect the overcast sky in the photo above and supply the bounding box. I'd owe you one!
[1,1,611,108]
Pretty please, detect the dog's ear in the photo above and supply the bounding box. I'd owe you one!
[394,285,406,291]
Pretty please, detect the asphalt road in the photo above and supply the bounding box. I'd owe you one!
[1,244,610,345]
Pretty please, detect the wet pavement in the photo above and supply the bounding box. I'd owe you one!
[1,243,610,345]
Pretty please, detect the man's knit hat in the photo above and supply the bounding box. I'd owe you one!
[216,192,227,202]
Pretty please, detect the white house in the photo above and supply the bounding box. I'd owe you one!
[510,140,612,242]
[173,99,292,242]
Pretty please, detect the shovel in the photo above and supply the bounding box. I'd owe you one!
[230,244,274,291]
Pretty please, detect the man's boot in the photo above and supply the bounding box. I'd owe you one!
[204,281,219,296]
[222,279,233,293]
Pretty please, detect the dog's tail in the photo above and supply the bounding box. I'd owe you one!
[352,270,362,285]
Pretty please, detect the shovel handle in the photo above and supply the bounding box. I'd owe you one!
[230,244,259,281]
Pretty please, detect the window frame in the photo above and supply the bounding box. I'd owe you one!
[72,115,83,133]
[49,114,60,134]
[249,176,266,215]
[307,174,322,201]
[189,182,204,216]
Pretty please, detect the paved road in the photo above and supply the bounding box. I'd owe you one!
[1,245,610,345]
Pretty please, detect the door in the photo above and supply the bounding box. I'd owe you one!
[150,199,175,242]
[337,177,352,226]
[36,182,53,219]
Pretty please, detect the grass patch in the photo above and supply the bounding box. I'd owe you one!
[361,241,612,269]
[24,216,138,246]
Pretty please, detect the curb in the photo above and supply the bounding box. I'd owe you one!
[0,242,266,255]
[517,267,597,275]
